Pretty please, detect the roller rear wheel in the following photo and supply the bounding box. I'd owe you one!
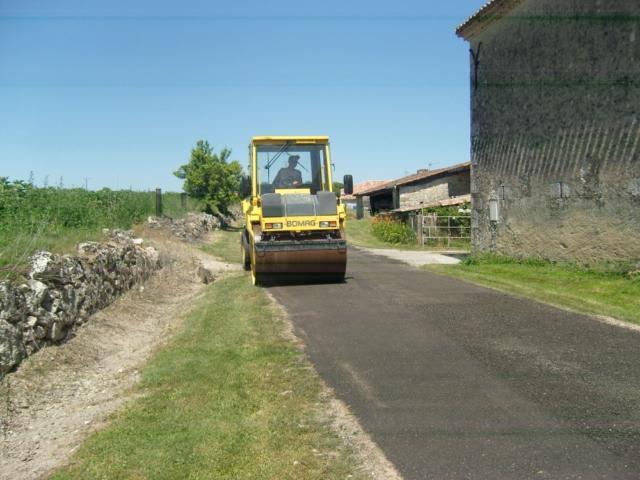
[250,247,268,286]
[241,243,251,271]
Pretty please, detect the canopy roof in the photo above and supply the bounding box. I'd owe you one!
[251,136,329,145]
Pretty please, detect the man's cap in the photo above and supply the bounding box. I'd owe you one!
[288,155,300,161]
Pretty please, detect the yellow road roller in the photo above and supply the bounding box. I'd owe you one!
[240,136,353,285]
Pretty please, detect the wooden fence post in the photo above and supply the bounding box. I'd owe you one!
[356,196,364,220]
[181,192,187,210]
[155,188,162,217]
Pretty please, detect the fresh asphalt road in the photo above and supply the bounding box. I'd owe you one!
[268,248,640,480]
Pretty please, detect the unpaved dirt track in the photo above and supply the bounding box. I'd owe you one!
[268,248,640,480]
[0,232,238,480]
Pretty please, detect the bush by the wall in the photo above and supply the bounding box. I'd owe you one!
[371,216,416,245]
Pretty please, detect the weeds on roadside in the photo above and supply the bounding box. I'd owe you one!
[371,216,416,245]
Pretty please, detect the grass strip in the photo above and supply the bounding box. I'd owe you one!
[52,273,362,480]
[346,216,424,250]
[424,259,640,325]
[201,228,243,264]
[346,215,469,251]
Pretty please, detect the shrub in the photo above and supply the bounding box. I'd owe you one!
[371,216,416,245]
[174,140,243,215]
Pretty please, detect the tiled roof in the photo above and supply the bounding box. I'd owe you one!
[341,180,389,200]
[355,162,471,197]
[456,0,525,40]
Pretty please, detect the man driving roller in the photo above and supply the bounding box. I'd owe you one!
[273,155,303,188]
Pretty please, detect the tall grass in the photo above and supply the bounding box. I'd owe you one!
[0,179,200,278]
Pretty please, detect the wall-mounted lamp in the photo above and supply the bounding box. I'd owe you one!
[489,196,500,223]
[489,191,499,252]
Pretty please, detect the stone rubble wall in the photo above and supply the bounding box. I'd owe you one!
[147,212,220,241]
[0,213,219,376]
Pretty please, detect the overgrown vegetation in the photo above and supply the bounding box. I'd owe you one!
[346,210,470,251]
[419,202,471,216]
[0,178,198,277]
[346,215,421,250]
[174,140,243,215]
[52,274,363,480]
[424,254,640,325]
[371,216,416,245]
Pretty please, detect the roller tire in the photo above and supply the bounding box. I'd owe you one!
[241,244,251,271]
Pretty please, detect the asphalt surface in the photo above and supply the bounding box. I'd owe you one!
[268,247,640,480]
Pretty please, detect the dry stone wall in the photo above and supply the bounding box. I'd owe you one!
[147,212,220,241]
[0,212,220,376]
[0,231,161,375]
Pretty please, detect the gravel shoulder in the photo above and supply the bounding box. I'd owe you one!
[354,246,463,266]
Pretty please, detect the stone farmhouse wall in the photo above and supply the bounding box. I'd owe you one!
[399,170,470,208]
[467,0,640,263]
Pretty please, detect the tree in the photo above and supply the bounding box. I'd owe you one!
[174,140,243,214]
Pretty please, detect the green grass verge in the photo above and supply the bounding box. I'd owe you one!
[424,257,640,325]
[346,216,421,250]
[52,273,363,480]
[346,216,469,251]
[201,227,243,264]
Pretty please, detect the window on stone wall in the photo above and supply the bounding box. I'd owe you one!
[550,182,571,199]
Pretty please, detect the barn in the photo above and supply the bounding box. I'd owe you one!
[457,0,640,263]
[355,163,470,215]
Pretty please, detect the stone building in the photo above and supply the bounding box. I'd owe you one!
[355,162,470,214]
[457,0,640,263]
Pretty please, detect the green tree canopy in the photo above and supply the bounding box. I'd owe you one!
[174,140,243,214]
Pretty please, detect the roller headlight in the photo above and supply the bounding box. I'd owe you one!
[319,221,337,228]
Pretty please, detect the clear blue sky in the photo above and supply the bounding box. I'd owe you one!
[0,0,485,191]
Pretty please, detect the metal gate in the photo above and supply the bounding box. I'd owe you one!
[410,214,471,248]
